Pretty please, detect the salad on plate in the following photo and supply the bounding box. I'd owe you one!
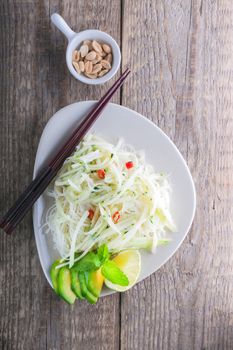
[46,134,176,304]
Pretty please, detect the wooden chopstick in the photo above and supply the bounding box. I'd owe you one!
[0,68,130,234]
[0,167,51,227]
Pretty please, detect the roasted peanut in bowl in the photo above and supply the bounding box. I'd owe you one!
[51,13,121,85]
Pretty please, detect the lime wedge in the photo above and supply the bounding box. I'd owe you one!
[104,250,141,292]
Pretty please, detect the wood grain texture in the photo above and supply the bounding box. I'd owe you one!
[1,0,233,349]
[0,1,121,350]
[121,0,233,349]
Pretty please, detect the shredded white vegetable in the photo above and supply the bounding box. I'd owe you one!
[45,134,176,268]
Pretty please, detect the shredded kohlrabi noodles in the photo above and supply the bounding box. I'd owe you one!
[45,134,176,268]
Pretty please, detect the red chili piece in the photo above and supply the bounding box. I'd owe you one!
[88,209,94,220]
[125,161,134,169]
[112,211,120,224]
[97,169,105,179]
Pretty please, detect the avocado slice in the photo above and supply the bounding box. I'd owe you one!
[78,271,98,304]
[57,267,76,304]
[87,268,104,298]
[71,268,84,299]
[50,260,61,294]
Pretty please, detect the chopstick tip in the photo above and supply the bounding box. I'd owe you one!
[124,67,130,74]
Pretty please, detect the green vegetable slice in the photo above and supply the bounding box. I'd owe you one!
[78,272,98,304]
[57,267,76,304]
[71,268,84,299]
[50,260,60,294]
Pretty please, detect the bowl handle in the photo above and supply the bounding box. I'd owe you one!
[51,13,76,41]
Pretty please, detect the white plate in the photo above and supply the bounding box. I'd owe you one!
[33,101,196,296]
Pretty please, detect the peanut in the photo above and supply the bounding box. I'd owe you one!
[98,69,109,77]
[73,61,81,74]
[85,51,97,61]
[102,44,111,54]
[84,61,93,74]
[79,61,85,72]
[101,60,111,70]
[92,40,103,53]
[106,53,112,64]
[83,40,92,50]
[80,44,89,58]
[84,72,97,79]
[72,50,80,62]
[92,63,102,74]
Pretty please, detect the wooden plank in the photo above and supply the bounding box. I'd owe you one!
[121,0,233,349]
[0,1,121,349]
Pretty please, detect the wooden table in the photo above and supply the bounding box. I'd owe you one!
[1,1,233,349]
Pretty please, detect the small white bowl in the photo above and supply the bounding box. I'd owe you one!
[51,13,121,85]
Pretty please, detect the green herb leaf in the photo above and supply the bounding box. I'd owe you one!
[101,260,129,286]
[97,244,109,264]
[74,252,101,272]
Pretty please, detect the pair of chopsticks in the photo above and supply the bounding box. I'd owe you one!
[0,68,130,234]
